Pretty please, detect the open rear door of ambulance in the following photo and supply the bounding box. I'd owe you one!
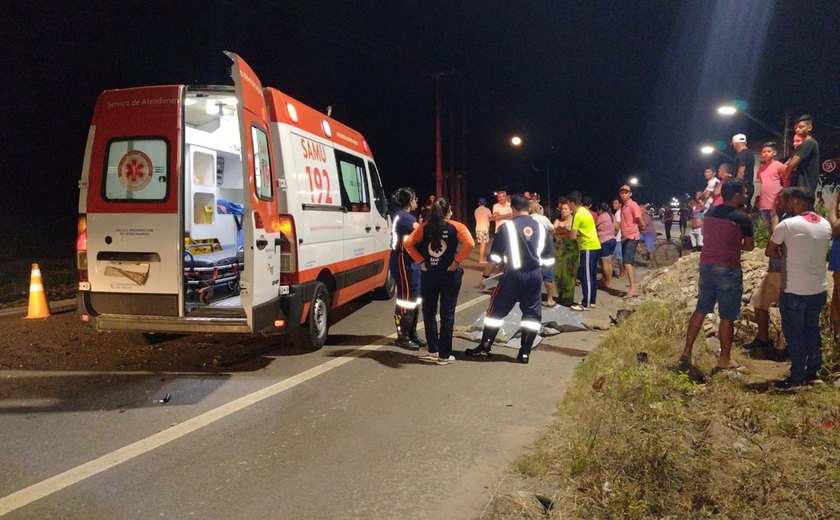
[79,86,186,329]
[226,52,282,334]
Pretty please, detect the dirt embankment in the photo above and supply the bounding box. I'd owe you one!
[638,248,825,350]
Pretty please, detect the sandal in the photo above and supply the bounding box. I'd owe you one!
[712,363,746,374]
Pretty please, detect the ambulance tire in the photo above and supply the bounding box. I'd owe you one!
[372,271,396,300]
[297,281,330,351]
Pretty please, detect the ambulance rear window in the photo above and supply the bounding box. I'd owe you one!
[103,138,169,201]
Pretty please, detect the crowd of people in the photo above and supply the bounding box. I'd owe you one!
[679,114,833,390]
[388,184,654,366]
[387,114,833,388]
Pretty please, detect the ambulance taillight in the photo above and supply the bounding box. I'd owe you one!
[76,216,89,284]
[277,215,298,284]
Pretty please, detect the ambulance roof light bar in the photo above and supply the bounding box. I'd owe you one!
[286,103,299,123]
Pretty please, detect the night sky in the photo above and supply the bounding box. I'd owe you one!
[3,0,839,249]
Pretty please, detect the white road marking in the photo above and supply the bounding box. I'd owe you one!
[0,294,488,516]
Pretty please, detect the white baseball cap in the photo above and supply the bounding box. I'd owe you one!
[732,134,747,143]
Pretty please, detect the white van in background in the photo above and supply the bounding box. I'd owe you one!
[76,52,394,350]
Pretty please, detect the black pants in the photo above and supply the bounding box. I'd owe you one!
[421,268,463,359]
[664,221,672,241]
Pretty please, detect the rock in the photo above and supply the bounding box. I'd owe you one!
[582,318,611,330]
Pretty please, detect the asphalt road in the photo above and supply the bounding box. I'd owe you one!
[0,241,651,519]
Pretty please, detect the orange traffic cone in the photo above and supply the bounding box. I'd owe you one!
[25,263,51,319]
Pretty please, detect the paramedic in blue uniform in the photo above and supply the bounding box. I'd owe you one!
[389,187,426,349]
[404,197,475,364]
[467,193,555,363]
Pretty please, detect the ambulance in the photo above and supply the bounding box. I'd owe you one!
[76,52,394,350]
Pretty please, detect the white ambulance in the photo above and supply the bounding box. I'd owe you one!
[76,52,394,350]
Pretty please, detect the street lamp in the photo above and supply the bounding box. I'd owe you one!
[628,176,642,202]
[511,135,522,147]
[700,145,732,160]
[716,103,788,155]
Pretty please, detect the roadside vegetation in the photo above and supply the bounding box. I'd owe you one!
[484,301,840,518]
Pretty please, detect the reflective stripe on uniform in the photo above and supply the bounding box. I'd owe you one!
[521,320,541,332]
[390,214,401,249]
[536,225,546,264]
[504,221,522,269]
[489,253,503,263]
[396,298,419,309]
[483,316,505,328]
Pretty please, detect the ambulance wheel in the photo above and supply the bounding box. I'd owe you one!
[297,282,330,351]
[372,271,396,300]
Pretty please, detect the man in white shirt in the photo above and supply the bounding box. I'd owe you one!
[491,190,513,225]
[766,187,832,390]
[702,168,719,210]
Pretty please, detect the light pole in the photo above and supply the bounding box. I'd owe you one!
[717,104,789,156]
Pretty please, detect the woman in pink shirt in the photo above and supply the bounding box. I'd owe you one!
[595,202,616,288]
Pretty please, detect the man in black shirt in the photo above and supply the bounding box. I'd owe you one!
[732,133,755,205]
[785,114,820,194]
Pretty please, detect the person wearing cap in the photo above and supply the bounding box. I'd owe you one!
[618,184,644,298]
[784,114,820,194]
[732,134,756,206]
[474,196,492,263]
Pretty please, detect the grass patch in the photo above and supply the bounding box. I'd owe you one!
[494,302,840,519]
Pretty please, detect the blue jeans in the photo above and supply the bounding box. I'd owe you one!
[696,264,742,320]
[780,291,827,383]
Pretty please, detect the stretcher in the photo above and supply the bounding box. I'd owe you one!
[184,244,244,304]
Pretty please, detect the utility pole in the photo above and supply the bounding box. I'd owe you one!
[459,78,467,222]
[434,73,443,198]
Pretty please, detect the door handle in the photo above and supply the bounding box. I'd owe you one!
[256,238,268,250]
[365,225,372,232]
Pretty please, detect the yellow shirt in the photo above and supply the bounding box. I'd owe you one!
[572,207,601,251]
